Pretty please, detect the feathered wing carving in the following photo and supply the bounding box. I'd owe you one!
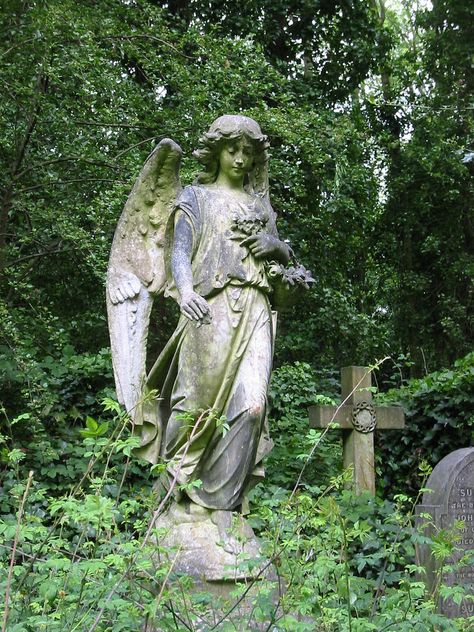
[106,139,182,416]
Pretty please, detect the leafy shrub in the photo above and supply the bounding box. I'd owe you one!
[1,395,473,630]
[376,352,474,497]
[266,362,341,489]
[0,344,114,427]
[249,471,473,631]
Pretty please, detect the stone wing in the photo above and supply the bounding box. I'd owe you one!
[106,138,182,415]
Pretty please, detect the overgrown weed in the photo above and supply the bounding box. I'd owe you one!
[0,361,473,630]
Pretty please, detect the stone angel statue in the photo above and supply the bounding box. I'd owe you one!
[107,115,313,516]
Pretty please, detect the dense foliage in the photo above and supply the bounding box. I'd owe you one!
[1,0,472,395]
[1,391,472,630]
[377,351,474,498]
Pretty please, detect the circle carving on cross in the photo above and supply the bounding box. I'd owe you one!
[351,402,377,433]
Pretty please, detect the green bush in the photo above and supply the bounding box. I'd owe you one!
[1,357,474,629]
[2,426,472,630]
[376,352,474,497]
[266,362,341,490]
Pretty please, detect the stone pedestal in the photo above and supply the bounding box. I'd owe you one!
[152,502,266,581]
[144,502,281,630]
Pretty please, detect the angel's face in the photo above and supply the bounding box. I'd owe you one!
[218,137,254,182]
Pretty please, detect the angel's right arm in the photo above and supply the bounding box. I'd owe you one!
[172,211,211,323]
[172,212,194,296]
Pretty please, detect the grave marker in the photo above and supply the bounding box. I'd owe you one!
[309,366,405,494]
[417,447,474,618]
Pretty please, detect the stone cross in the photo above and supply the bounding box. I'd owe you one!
[309,366,405,494]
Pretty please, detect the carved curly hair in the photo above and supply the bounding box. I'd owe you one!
[193,115,270,186]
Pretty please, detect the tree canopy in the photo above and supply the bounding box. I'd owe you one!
[0,0,472,414]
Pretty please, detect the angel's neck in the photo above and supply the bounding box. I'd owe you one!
[207,182,251,203]
[214,171,245,192]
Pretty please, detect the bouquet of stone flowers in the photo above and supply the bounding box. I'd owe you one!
[231,214,268,239]
[230,212,315,308]
[266,259,315,308]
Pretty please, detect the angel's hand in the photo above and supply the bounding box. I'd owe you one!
[108,272,142,304]
[241,234,286,260]
[180,290,212,326]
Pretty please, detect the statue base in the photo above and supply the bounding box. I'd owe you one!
[144,501,282,630]
[150,501,270,581]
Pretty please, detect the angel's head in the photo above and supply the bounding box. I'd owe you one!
[193,115,269,186]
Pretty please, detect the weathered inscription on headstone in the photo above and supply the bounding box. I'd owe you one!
[416,447,474,618]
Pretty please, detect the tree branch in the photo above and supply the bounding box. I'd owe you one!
[3,247,68,269]
[0,72,48,269]
[95,34,194,59]
[113,136,163,160]
[69,120,155,129]
[16,177,125,194]
[15,156,121,180]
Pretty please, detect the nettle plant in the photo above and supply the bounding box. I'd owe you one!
[1,391,473,630]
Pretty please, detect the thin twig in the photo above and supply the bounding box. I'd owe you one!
[0,543,47,563]
[70,120,154,129]
[15,156,120,180]
[155,546,182,606]
[17,177,124,194]
[96,34,194,59]
[87,409,209,632]
[3,247,68,268]
[0,37,37,58]
[2,470,34,632]
[113,136,162,160]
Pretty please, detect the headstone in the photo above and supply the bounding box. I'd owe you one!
[309,366,405,494]
[417,447,474,618]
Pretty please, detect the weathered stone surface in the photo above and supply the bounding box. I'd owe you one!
[416,447,474,618]
[107,115,313,512]
[144,501,281,631]
[107,116,313,629]
[309,366,405,494]
[151,501,266,582]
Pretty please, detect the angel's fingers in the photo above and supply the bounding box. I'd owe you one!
[115,288,126,303]
[195,298,211,314]
[130,276,141,294]
[191,299,211,320]
[240,236,258,247]
[181,305,199,321]
[187,300,205,320]
[201,305,212,321]
[125,281,137,298]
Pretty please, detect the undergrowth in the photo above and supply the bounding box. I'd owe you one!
[0,358,473,630]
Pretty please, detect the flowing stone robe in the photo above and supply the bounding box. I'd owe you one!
[134,185,279,510]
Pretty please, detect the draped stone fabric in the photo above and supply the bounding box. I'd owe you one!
[133,185,277,510]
